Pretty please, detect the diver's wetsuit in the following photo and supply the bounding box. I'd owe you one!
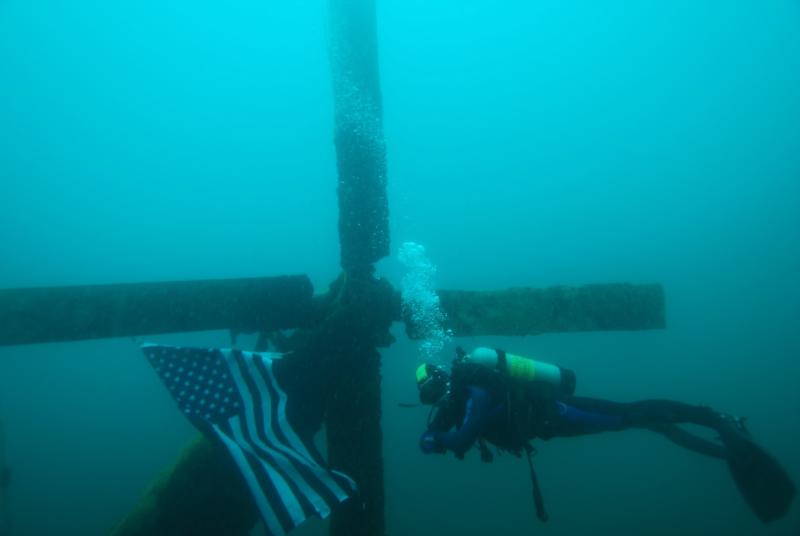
[421,383,727,459]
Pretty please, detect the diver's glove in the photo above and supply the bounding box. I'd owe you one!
[419,431,445,454]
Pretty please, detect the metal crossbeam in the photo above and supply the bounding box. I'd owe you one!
[435,283,665,337]
[0,276,314,347]
[0,280,666,348]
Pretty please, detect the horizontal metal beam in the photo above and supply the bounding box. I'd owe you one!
[0,276,314,346]
[1,278,665,347]
[429,283,665,338]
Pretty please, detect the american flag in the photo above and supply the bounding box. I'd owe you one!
[142,344,356,535]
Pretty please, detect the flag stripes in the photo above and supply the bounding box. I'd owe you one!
[143,344,356,536]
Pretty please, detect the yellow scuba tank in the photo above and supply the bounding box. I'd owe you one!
[463,347,576,396]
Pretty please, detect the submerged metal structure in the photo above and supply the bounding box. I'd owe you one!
[0,1,665,535]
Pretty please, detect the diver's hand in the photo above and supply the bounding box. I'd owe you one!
[419,431,445,454]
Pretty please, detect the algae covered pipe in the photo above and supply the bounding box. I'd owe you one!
[330,0,390,272]
[0,276,315,347]
[327,0,390,533]
[433,283,666,338]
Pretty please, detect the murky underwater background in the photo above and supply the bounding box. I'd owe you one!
[1,1,798,534]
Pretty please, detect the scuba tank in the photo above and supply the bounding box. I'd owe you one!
[460,347,576,396]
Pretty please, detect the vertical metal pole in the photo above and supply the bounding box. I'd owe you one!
[327,1,389,534]
[329,0,390,272]
[326,346,385,536]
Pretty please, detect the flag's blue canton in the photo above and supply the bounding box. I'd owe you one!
[144,345,243,423]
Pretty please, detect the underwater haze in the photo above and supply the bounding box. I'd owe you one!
[1,1,799,535]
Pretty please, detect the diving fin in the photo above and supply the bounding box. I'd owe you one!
[717,417,796,522]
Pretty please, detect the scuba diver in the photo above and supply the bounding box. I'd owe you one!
[416,347,796,524]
